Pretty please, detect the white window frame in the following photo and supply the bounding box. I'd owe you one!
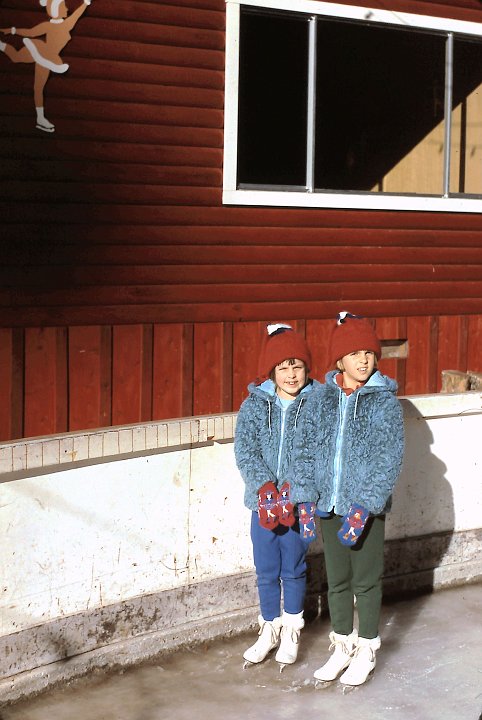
[223,0,482,213]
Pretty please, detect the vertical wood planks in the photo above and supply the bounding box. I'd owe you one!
[69,326,112,431]
[11,329,24,439]
[112,325,153,426]
[405,316,439,395]
[376,317,398,380]
[0,330,25,439]
[24,328,67,439]
[376,316,407,394]
[467,316,482,373]
[222,322,234,413]
[436,316,468,392]
[232,321,264,410]
[0,329,13,440]
[152,323,193,421]
[306,318,333,381]
[193,323,225,416]
[1,314,481,443]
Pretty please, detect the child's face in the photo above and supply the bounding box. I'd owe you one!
[274,359,307,400]
[339,350,376,389]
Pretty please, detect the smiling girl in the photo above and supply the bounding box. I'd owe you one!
[234,323,321,670]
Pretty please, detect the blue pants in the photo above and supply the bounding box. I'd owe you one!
[250,511,310,621]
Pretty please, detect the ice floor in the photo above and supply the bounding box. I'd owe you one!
[1,583,481,720]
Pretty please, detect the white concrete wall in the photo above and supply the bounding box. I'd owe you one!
[388,395,482,537]
[1,393,481,640]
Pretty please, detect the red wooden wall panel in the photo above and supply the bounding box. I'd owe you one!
[69,326,112,431]
[232,322,263,409]
[0,314,481,442]
[306,319,334,381]
[1,0,481,333]
[436,316,469,391]
[152,323,193,420]
[112,325,153,426]
[193,322,228,416]
[24,328,67,439]
[0,0,481,441]
[0,329,14,441]
[467,316,482,374]
[375,317,408,395]
[376,318,399,381]
[405,317,439,395]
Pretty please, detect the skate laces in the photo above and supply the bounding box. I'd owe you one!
[259,620,280,645]
[352,643,376,662]
[328,632,355,655]
[281,625,301,644]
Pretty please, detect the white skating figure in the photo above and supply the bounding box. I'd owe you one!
[0,0,92,132]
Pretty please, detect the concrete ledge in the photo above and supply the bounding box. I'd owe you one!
[1,392,481,479]
[0,414,238,479]
[1,528,480,705]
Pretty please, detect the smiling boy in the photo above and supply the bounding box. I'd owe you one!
[303,312,405,687]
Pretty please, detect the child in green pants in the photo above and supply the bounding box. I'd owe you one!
[303,312,405,686]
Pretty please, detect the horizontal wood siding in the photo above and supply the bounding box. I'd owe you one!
[0,0,481,440]
[1,0,481,327]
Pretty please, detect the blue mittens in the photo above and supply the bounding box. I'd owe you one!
[338,504,370,546]
[298,501,317,542]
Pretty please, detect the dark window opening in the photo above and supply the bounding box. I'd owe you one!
[237,10,308,187]
[314,22,445,193]
[236,6,482,198]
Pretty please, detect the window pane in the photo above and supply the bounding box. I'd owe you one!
[237,9,308,187]
[450,38,482,195]
[314,20,446,194]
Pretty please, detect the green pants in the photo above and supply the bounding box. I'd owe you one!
[320,514,385,639]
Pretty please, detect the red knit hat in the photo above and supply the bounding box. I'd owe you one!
[329,312,381,366]
[257,324,312,382]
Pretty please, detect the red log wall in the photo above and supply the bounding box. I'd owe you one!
[0,0,481,441]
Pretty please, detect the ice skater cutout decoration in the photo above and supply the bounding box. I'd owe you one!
[0,0,92,133]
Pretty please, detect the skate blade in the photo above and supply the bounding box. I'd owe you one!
[36,123,55,133]
[342,683,358,694]
[243,660,254,670]
[314,678,336,689]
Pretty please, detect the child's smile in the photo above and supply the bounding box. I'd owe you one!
[274,359,307,400]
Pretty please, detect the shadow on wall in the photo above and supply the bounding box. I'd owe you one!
[381,400,455,657]
[385,399,455,591]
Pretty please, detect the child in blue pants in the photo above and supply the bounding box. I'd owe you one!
[234,324,320,668]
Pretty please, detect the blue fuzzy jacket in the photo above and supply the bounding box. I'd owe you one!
[234,378,322,511]
[292,370,405,517]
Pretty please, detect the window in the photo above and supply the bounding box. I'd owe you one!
[224,0,482,212]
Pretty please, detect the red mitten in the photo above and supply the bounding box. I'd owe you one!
[257,481,279,529]
[278,481,295,527]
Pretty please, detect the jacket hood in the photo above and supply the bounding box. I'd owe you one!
[325,369,398,395]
